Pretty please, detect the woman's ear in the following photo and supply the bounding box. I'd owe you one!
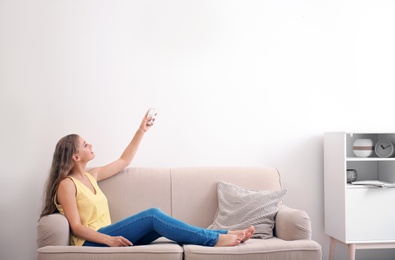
[72,154,80,161]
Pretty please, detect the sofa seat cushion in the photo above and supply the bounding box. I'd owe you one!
[182,237,322,260]
[37,242,183,260]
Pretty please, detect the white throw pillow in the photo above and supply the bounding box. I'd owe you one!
[208,181,287,239]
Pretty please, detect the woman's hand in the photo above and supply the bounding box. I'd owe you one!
[106,235,133,247]
[139,109,157,132]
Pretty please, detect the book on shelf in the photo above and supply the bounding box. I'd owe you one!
[351,180,395,188]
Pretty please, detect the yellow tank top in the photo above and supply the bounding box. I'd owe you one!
[55,172,112,246]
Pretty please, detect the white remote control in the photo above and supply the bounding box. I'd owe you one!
[147,108,156,124]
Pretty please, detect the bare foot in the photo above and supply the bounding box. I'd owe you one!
[229,226,255,242]
[215,232,245,247]
[243,226,255,242]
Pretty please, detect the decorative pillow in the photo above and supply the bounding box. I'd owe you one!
[208,181,287,239]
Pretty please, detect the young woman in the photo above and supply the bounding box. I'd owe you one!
[40,109,255,247]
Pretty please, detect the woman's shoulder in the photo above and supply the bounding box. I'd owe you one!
[58,177,76,193]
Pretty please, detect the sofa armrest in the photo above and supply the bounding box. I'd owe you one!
[274,205,312,240]
[37,213,70,248]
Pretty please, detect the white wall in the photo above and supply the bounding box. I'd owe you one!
[1,0,395,259]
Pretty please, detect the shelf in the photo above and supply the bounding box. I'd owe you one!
[346,184,380,189]
[346,157,395,162]
[346,183,395,189]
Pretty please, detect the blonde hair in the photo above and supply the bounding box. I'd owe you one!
[40,134,79,219]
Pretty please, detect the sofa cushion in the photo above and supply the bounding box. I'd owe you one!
[37,242,184,260]
[98,167,173,222]
[170,167,282,228]
[208,181,287,239]
[183,237,322,260]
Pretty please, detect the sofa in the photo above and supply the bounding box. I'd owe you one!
[37,166,322,260]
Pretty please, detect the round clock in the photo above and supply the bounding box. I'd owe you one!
[375,140,394,158]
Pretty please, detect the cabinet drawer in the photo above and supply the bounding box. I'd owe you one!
[346,188,395,242]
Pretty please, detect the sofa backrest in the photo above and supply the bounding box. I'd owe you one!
[98,167,173,223]
[99,167,282,228]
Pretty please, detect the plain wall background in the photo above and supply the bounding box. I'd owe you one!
[1,0,395,259]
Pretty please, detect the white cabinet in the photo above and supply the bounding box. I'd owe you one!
[324,132,395,260]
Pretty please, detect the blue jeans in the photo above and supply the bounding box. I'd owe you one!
[83,208,227,247]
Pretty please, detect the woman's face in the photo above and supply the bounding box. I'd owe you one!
[75,136,95,162]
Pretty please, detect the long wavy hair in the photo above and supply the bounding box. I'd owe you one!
[40,134,79,219]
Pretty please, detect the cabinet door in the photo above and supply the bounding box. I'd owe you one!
[346,188,395,242]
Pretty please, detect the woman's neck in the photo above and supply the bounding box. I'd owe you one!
[70,163,87,179]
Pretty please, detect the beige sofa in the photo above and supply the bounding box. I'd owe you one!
[37,167,322,260]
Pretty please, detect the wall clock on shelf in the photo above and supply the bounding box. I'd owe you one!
[375,140,394,158]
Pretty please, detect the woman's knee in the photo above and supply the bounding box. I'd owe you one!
[145,207,163,216]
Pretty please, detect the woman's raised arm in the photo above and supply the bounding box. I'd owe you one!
[89,109,156,181]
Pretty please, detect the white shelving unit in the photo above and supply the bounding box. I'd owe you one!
[324,132,395,260]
